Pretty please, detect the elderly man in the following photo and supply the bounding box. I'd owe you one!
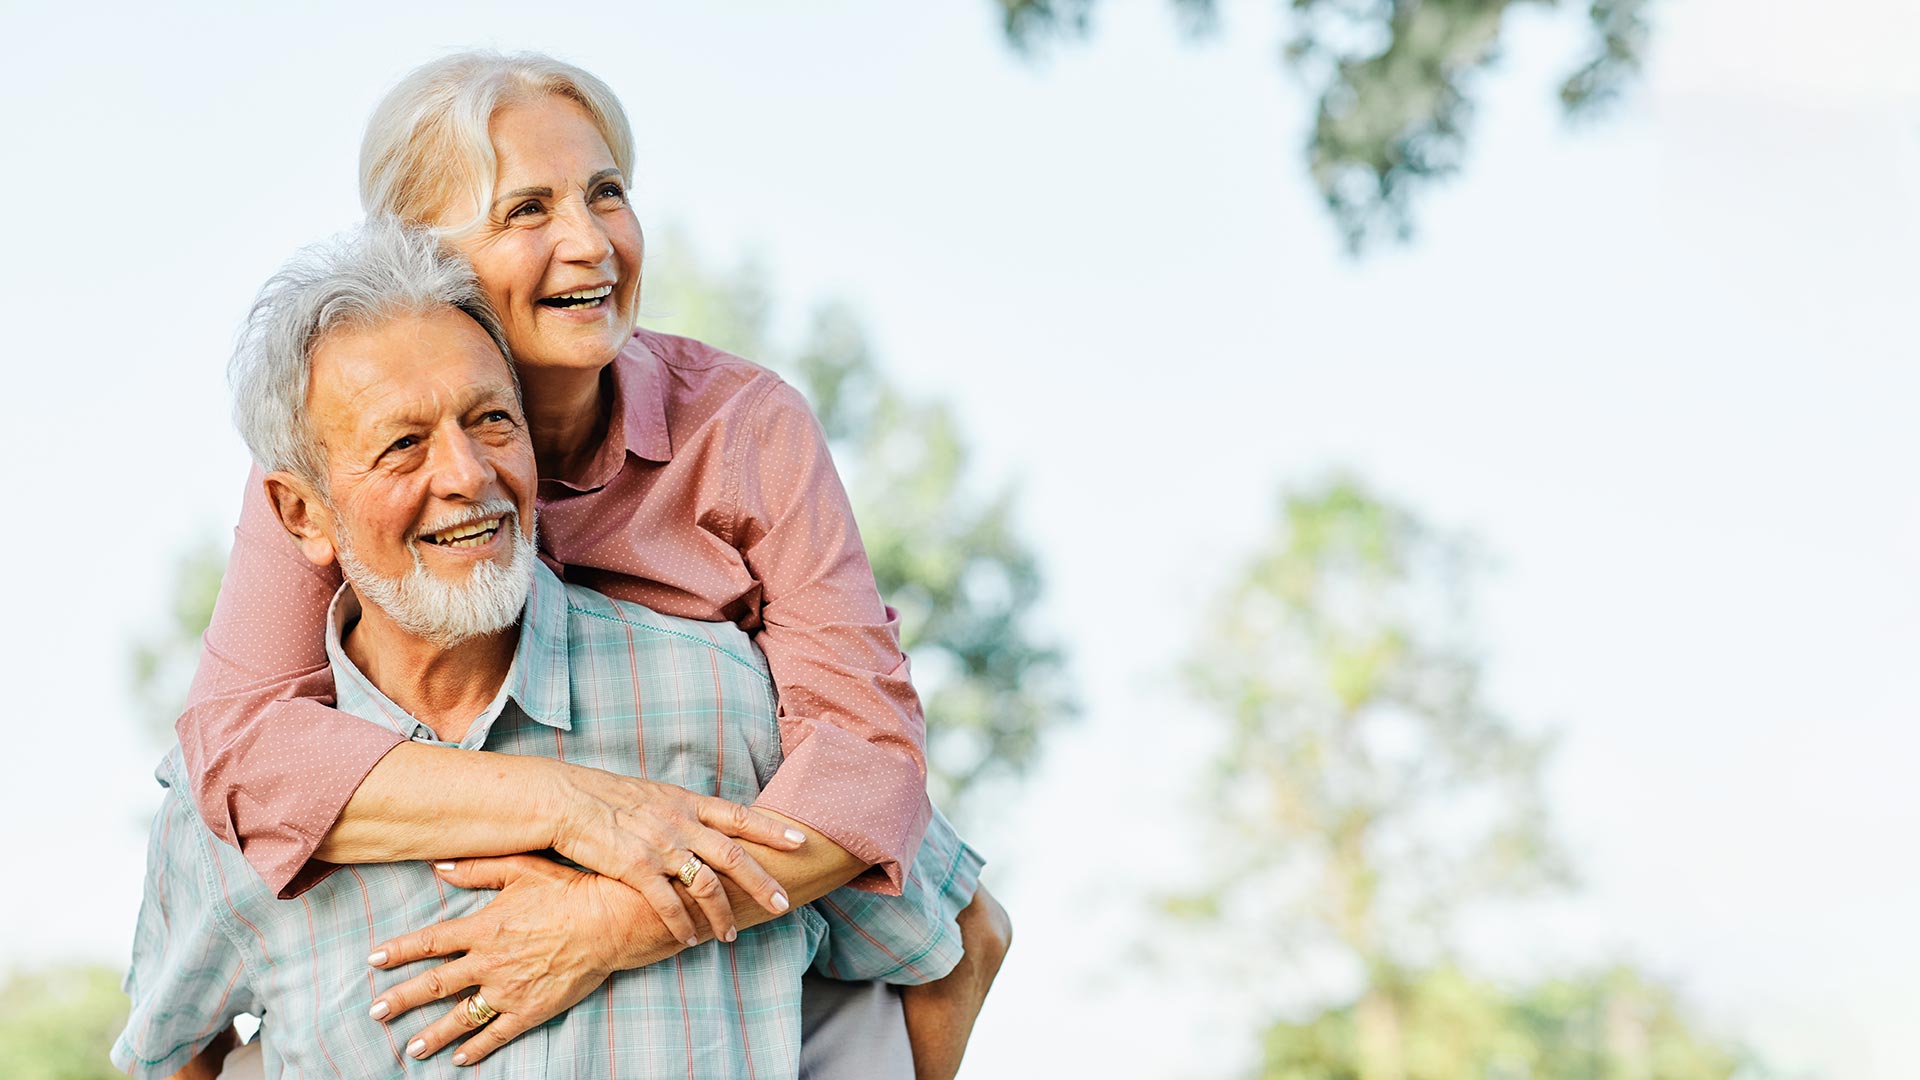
[113,222,998,1079]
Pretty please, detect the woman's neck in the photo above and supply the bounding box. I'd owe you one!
[519,365,614,481]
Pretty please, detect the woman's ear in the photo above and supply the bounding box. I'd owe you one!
[262,470,339,567]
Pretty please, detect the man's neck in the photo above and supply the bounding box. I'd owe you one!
[342,607,516,744]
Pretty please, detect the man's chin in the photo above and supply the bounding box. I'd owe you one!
[341,530,535,647]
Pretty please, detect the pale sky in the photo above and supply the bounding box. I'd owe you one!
[1,2,1915,1077]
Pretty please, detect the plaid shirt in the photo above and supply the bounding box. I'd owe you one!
[114,561,982,1079]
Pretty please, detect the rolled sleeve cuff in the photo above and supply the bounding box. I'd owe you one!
[810,806,984,985]
[754,720,932,896]
[112,1034,202,1080]
[218,716,406,898]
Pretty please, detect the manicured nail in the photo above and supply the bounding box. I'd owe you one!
[408,1039,427,1058]
[772,892,789,913]
[725,928,738,943]
[686,936,700,948]
[453,1053,468,1066]
[366,951,388,966]
[784,829,806,843]
[369,1000,390,1020]
[434,862,456,872]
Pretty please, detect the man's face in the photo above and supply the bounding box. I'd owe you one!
[303,308,537,638]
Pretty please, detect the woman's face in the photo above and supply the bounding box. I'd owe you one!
[449,94,643,373]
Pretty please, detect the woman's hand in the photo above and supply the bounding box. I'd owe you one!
[366,854,685,1066]
[544,765,802,945]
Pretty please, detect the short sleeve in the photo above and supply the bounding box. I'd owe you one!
[112,787,261,1079]
[806,806,983,985]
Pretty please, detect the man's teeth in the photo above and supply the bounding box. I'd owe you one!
[423,518,502,547]
[544,285,613,309]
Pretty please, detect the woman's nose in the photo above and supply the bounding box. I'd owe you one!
[554,199,614,265]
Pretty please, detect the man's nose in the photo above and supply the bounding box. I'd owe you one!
[429,430,495,500]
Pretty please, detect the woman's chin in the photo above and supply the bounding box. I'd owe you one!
[516,327,629,372]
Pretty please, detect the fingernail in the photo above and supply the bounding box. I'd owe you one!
[369,1000,389,1020]
[784,828,806,843]
[366,951,388,966]
[686,936,700,948]
[725,928,738,943]
[408,1039,427,1058]
[434,861,456,872]
[454,1053,468,1066]
[772,892,789,913]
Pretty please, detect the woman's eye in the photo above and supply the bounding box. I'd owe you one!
[508,201,544,220]
[389,435,419,452]
[593,183,626,203]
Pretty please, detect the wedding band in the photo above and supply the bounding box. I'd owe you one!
[461,992,498,1027]
[676,854,705,888]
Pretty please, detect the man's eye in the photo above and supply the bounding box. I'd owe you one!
[481,410,513,424]
[389,435,419,452]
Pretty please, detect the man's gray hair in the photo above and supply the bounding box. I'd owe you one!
[229,218,514,485]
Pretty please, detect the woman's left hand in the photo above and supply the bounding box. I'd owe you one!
[366,854,685,1066]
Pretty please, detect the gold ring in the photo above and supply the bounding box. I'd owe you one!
[676,854,705,888]
[461,992,498,1027]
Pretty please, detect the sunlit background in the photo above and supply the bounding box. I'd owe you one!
[2,1,1916,1077]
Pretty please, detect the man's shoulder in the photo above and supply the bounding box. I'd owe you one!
[559,582,771,682]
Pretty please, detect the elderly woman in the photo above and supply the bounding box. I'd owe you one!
[175,51,1007,1078]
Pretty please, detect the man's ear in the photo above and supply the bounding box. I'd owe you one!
[262,470,340,568]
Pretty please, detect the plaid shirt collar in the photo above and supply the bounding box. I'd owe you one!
[322,558,574,746]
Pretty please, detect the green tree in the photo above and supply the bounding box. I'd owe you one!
[994,0,1650,252]
[1174,476,1755,1079]
[0,966,130,1080]
[642,234,1075,817]
[1256,964,1761,1080]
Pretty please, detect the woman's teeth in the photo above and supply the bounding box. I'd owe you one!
[540,285,613,310]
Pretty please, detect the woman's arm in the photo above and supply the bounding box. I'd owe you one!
[729,378,935,894]
[317,741,810,942]
[177,467,394,896]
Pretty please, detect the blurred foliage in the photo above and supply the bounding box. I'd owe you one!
[642,232,1076,817]
[1258,964,1758,1080]
[1175,476,1758,1079]
[0,966,128,1080]
[129,537,225,742]
[994,0,1651,252]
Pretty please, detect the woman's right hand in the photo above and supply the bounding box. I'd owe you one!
[543,764,803,946]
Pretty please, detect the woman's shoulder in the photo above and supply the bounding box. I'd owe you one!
[620,329,814,435]
[627,328,773,382]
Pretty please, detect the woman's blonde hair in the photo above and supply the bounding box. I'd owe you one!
[360,50,635,236]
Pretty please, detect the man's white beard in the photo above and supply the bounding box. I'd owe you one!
[336,502,537,648]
